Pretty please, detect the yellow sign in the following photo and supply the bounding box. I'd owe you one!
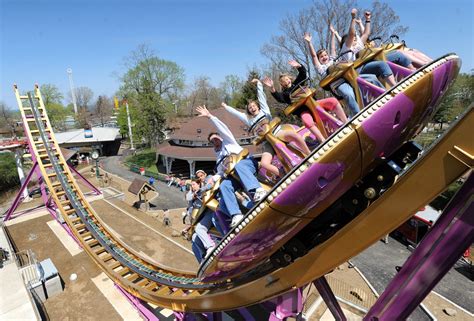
[114,97,119,109]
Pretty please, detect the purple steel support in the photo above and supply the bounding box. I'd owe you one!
[173,311,207,321]
[357,78,386,97]
[215,209,230,235]
[115,285,161,321]
[365,173,473,320]
[237,307,256,321]
[44,204,82,246]
[209,312,223,321]
[314,277,347,321]
[387,61,413,79]
[68,163,102,195]
[4,162,38,221]
[269,288,303,321]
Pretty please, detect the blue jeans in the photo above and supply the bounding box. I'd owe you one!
[336,74,384,118]
[386,51,412,68]
[194,209,216,249]
[336,82,359,118]
[359,60,393,79]
[192,234,205,263]
[360,73,384,88]
[219,157,260,216]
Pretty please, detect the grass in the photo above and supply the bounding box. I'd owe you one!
[126,148,157,169]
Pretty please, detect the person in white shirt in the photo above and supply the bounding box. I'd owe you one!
[222,79,310,177]
[196,105,266,228]
[339,9,397,88]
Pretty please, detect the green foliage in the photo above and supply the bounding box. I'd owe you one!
[126,149,157,169]
[0,153,20,192]
[47,102,71,131]
[119,45,186,146]
[40,84,63,106]
[235,70,261,108]
[430,180,463,211]
[434,73,473,126]
[220,75,244,107]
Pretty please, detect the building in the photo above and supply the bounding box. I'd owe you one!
[55,127,121,157]
[157,108,264,178]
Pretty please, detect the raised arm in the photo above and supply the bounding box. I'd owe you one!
[344,8,358,50]
[329,26,339,57]
[355,18,365,35]
[262,76,286,104]
[252,78,271,117]
[360,11,371,44]
[196,105,239,147]
[221,102,248,124]
[289,60,307,86]
[329,25,341,44]
[304,33,322,71]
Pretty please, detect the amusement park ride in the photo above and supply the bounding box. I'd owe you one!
[4,40,473,321]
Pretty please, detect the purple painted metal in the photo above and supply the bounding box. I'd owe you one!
[44,204,82,246]
[236,308,256,321]
[387,61,413,80]
[115,285,161,321]
[364,173,473,320]
[214,209,230,235]
[357,77,386,107]
[173,311,207,321]
[314,277,347,321]
[314,105,344,129]
[268,288,303,321]
[209,312,223,321]
[3,162,38,221]
[68,163,102,195]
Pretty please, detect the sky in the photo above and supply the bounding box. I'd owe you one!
[1,0,473,109]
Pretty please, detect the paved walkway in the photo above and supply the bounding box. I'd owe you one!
[100,156,187,210]
[352,236,473,320]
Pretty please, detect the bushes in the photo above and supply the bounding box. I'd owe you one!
[0,153,19,192]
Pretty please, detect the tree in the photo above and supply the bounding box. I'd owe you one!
[220,75,244,106]
[38,84,71,131]
[71,86,94,128]
[94,95,113,126]
[121,44,185,101]
[74,86,94,111]
[261,0,408,81]
[0,102,18,138]
[0,153,20,192]
[434,72,474,128]
[187,76,222,114]
[235,70,261,108]
[47,103,70,131]
[118,44,186,145]
[40,84,63,106]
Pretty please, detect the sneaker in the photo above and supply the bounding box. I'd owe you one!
[230,214,244,228]
[205,246,216,258]
[253,188,267,202]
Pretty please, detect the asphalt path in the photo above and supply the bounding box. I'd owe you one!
[100,155,188,210]
[352,236,473,320]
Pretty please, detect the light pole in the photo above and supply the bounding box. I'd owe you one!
[124,99,134,150]
[91,150,100,179]
[66,68,78,114]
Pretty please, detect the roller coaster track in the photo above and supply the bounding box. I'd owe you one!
[14,57,472,312]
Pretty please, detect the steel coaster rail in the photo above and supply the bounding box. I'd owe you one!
[11,62,470,312]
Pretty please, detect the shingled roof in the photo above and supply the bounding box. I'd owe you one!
[158,107,265,161]
[169,107,253,141]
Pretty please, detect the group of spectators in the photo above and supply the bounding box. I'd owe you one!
[165,175,191,192]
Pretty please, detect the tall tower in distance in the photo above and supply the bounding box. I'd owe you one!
[66,68,78,114]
